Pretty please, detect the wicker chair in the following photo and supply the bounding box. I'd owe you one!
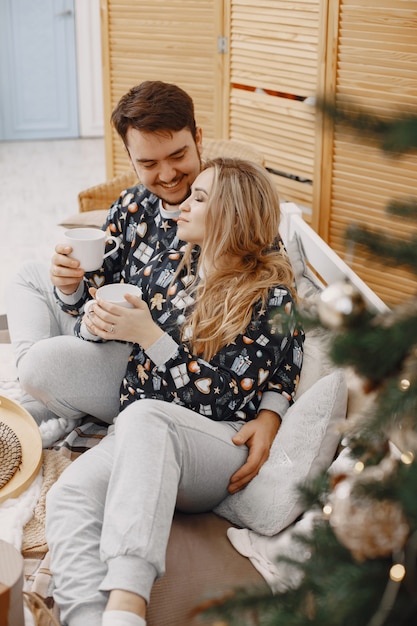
[78,138,265,213]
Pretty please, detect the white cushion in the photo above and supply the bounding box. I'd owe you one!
[214,369,347,536]
[285,232,336,397]
[286,233,323,300]
[59,209,107,229]
[295,328,335,398]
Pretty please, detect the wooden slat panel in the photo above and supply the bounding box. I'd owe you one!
[230,1,320,97]
[235,0,319,4]
[329,211,417,306]
[326,0,417,305]
[229,88,316,179]
[227,0,320,208]
[101,0,222,177]
[334,250,416,307]
[272,175,313,209]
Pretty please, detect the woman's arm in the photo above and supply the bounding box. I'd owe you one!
[123,284,303,421]
[228,408,281,493]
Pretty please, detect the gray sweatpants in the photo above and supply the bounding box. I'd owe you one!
[45,399,248,626]
[6,261,131,423]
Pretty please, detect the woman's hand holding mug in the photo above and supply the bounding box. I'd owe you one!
[83,283,163,348]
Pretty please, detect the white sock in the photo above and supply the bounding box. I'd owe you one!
[102,610,146,626]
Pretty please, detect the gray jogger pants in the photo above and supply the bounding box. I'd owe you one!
[46,399,248,626]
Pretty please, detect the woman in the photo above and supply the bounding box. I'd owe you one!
[46,158,304,626]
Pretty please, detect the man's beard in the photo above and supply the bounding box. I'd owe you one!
[160,185,191,208]
[159,152,201,207]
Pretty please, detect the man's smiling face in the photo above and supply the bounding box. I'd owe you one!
[126,126,203,209]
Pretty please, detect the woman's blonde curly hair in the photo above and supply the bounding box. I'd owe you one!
[177,157,296,361]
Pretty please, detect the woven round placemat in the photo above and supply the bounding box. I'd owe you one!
[0,420,22,489]
[0,395,42,503]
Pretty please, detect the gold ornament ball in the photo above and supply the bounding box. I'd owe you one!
[329,486,409,561]
[318,281,366,330]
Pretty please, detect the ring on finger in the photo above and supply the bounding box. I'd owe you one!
[109,324,115,334]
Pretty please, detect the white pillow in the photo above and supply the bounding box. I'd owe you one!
[214,369,347,536]
[59,209,107,229]
[286,233,323,300]
[285,232,336,396]
[295,328,335,398]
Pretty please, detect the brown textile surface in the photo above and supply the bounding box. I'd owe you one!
[148,511,268,626]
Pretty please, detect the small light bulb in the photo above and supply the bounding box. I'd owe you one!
[323,504,332,517]
[390,563,406,582]
[399,378,411,391]
[401,451,414,465]
[354,461,364,473]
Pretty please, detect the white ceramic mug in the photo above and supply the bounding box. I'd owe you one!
[63,228,120,272]
[96,283,142,308]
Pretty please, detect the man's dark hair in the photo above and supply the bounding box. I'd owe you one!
[111,81,197,145]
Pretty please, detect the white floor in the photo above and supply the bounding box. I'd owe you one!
[0,138,106,315]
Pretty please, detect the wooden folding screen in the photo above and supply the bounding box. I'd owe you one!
[317,0,417,305]
[100,0,417,304]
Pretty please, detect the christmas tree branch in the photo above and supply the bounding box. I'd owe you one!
[346,225,417,274]
[317,99,417,155]
[387,198,417,221]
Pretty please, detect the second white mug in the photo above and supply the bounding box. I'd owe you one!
[96,283,143,308]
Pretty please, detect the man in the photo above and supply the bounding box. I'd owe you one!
[6,80,288,493]
[53,81,203,303]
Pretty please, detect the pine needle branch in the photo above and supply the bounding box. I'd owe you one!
[346,225,417,274]
[317,99,417,155]
[387,198,417,221]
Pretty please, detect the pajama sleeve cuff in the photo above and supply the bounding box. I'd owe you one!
[79,321,102,342]
[145,332,179,367]
[258,391,289,421]
[56,280,86,305]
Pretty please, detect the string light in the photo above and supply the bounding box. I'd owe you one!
[399,378,411,391]
[367,554,405,626]
[390,563,406,582]
[400,451,414,465]
[354,461,364,473]
[323,504,332,517]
